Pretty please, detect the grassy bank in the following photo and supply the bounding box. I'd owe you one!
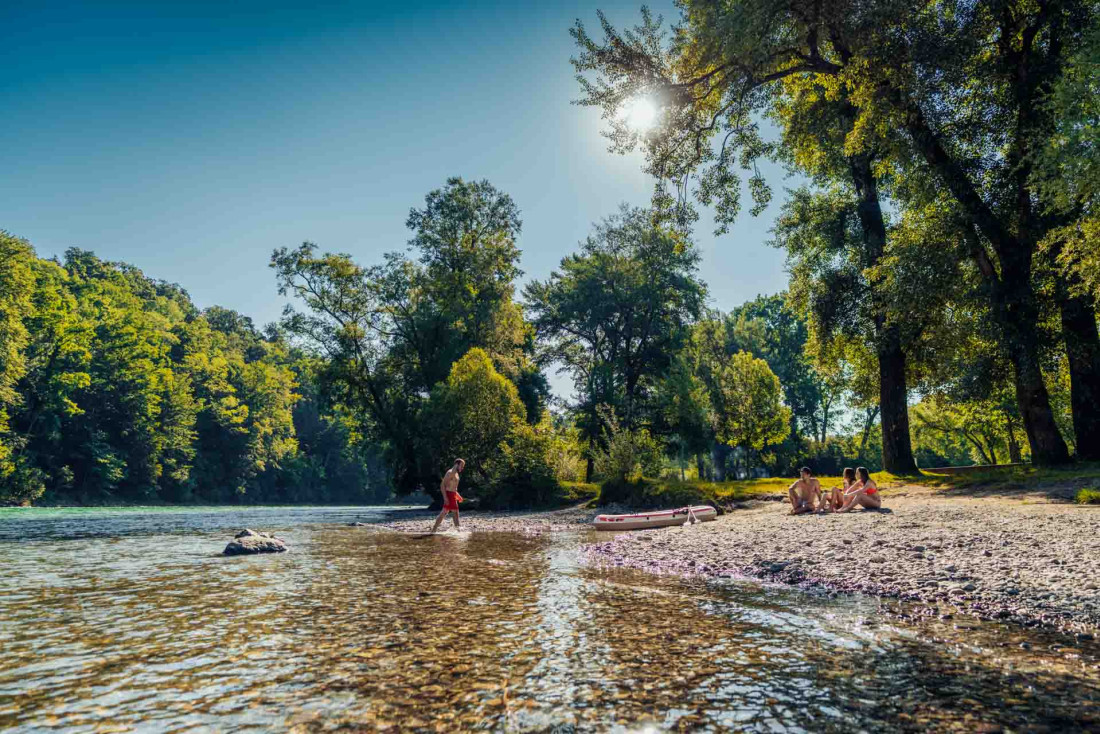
[919,461,1100,490]
[597,463,1100,509]
[596,473,897,509]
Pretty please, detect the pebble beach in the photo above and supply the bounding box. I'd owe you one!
[587,487,1100,637]
[383,484,1100,637]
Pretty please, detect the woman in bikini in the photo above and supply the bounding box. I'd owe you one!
[821,467,857,512]
[837,466,882,512]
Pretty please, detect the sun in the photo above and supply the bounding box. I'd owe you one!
[620,96,657,132]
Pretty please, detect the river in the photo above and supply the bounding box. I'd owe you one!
[1,506,1097,732]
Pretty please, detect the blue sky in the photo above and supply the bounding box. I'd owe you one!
[1,0,796,394]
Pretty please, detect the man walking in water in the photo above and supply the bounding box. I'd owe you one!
[430,458,465,533]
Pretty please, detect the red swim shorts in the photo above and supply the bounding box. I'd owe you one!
[442,491,462,512]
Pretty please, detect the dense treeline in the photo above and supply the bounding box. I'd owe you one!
[0,233,389,506]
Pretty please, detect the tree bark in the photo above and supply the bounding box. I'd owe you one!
[877,329,917,473]
[849,153,918,475]
[1056,287,1100,461]
[1004,409,1023,463]
[963,229,1071,465]
[860,405,879,452]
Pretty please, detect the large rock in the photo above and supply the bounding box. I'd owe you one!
[223,529,288,556]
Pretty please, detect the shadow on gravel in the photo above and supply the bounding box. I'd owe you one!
[916,463,1100,503]
[929,480,1089,502]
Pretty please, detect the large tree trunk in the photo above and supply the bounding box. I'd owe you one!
[895,90,1071,465]
[962,228,1070,465]
[996,247,1071,466]
[1057,288,1100,461]
[877,327,918,473]
[1003,315,1070,465]
[859,405,879,452]
[849,153,918,475]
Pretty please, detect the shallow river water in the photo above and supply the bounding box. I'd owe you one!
[1,506,1098,732]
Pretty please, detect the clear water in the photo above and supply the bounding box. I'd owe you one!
[1,507,1097,732]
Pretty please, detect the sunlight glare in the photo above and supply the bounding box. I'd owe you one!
[620,96,657,132]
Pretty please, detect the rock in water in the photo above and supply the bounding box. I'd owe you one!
[224,529,288,556]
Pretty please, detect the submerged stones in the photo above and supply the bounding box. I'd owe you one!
[223,529,288,556]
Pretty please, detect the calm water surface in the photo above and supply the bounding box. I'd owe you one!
[1,506,1098,732]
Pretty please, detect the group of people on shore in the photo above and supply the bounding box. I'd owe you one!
[429,458,879,532]
[787,466,881,515]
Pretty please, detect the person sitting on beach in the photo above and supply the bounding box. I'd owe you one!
[787,467,822,515]
[836,466,882,512]
[430,458,465,533]
[821,467,857,512]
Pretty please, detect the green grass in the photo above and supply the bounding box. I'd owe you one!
[919,462,1100,491]
[558,481,600,506]
[596,471,902,509]
[1075,487,1100,505]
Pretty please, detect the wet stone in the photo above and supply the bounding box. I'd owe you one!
[224,529,288,556]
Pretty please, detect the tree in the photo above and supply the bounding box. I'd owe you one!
[709,351,791,465]
[572,1,1100,465]
[274,178,547,494]
[726,294,829,442]
[426,348,525,486]
[656,354,713,479]
[0,232,36,502]
[571,4,921,472]
[525,205,706,477]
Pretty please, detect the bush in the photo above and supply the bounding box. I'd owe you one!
[483,421,560,509]
[598,477,716,507]
[591,408,664,485]
[1076,488,1100,505]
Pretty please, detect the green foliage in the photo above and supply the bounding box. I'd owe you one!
[1076,488,1100,505]
[572,0,1100,469]
[484,419,561,509]
[426,348,525,482]
[525,205,706,452]
[591,406,665,490]
[912,394,1027,468]
[274,177,547,495]
[0,238,379,506]
[0,232,35,497]
[710,352,791,457]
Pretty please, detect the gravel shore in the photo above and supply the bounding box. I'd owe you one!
[378,487,1100,637]
[587,488,1100,637]
[379,504,600,534]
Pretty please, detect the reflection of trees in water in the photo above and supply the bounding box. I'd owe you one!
[549,566,1100,732]
[289,529,550,730]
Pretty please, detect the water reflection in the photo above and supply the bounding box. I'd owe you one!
[0,513,1097,732]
